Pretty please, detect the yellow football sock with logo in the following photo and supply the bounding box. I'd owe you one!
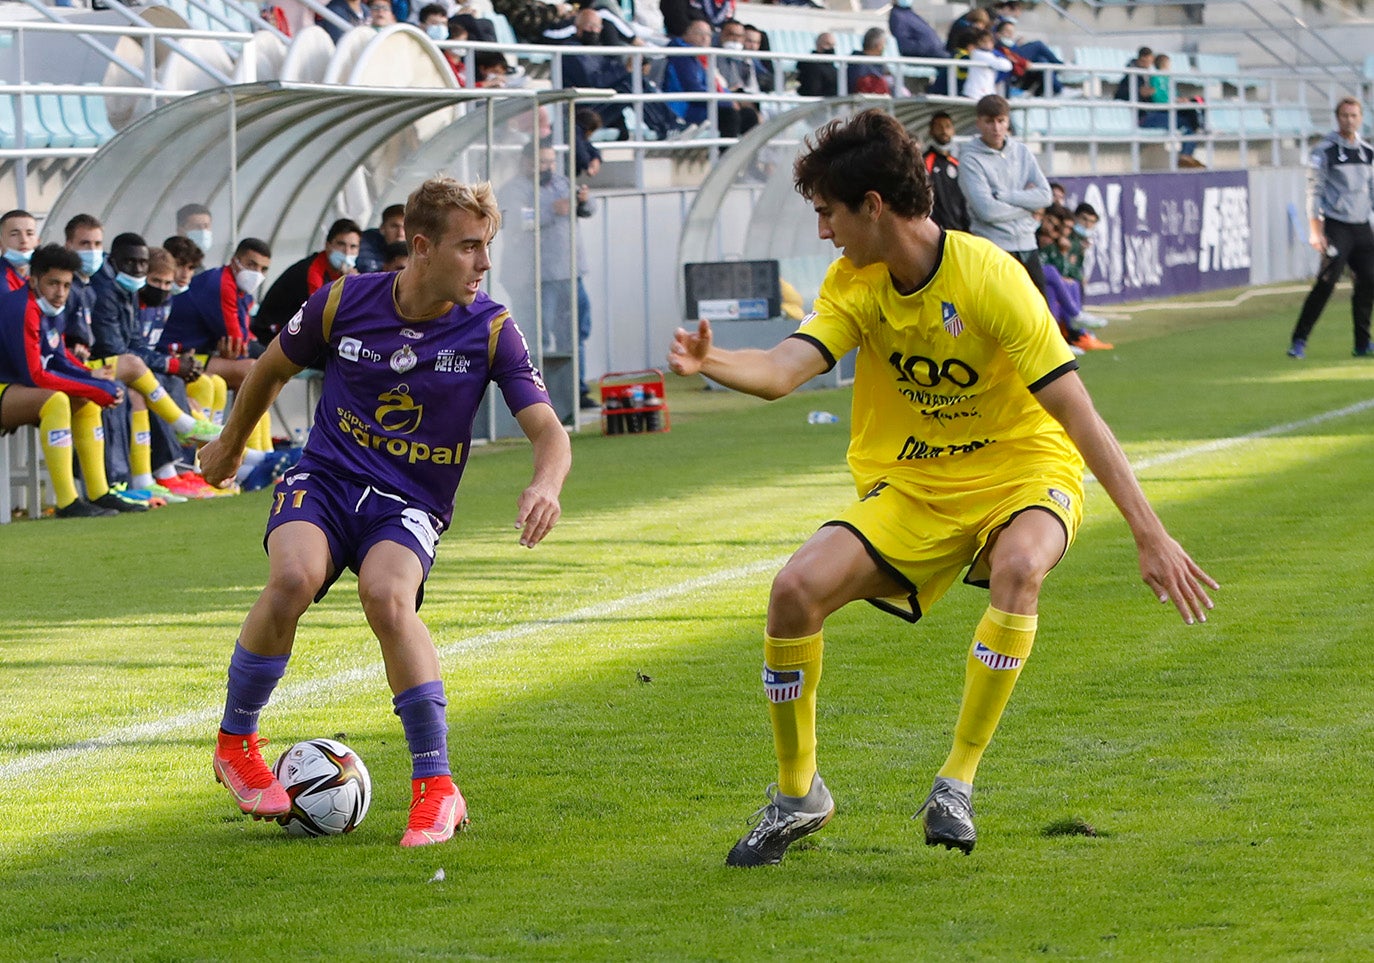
[71,401,109,500]
[764,631,824,798]
[130,371,188,426]
[186,375,214,419]
[939,606,1037,785]
[39,393,79,508]
[129,408,152,481]
[211,374,227,425]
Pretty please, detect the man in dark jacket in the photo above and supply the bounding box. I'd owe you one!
[797,32,838,98]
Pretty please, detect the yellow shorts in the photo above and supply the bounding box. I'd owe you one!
[85,356,119,371]
[827,462,1084,623]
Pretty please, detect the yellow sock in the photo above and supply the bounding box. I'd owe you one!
[249,412,272,453]
[130,408,151,481]
[71,401,109,500]
[211,375,227,425]
[938,606,1037,785]
[764,631,824,798]
[130,371,187,426]
[186,375,214,419]
[39,393,79,508]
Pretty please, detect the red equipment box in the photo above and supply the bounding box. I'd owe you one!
[599,369,670,436]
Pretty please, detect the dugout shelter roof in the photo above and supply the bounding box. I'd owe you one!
[41,82,590,268]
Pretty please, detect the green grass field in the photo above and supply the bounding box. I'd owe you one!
[3,286,1373,960]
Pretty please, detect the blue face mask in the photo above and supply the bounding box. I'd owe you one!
[78,249,104,275]
[894,0,913,7]
[172,281,190,296]
[1072,223,1091,238]
[36,294,63,317]
[328,249,358,272]
[426,23,447,40]
[115,271,147,294]
[185,228,212,254]
[3,248,33,267]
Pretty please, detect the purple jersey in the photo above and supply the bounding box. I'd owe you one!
[277,272,551,526]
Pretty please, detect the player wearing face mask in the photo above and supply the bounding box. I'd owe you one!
[251,219,362,348]
[0,209,39,291]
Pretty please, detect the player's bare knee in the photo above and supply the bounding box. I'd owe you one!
[357,580,412,633]
[989,550,1048,598]
[263,568,322,616]
[768,565,830,626]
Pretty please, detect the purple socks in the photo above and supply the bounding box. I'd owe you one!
[220,641,289,735]
[394,680,450,780]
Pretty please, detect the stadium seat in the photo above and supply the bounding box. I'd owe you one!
[81,88,118,144]
[60,94,100,149]
[1,95,53,149]
[35,93,76,149]
[1271,106,1313,137]
[1207,105,1271,136]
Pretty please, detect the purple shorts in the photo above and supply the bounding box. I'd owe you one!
[262,468,444,608]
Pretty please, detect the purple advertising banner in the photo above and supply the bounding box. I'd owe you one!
[1058,170,1251,304]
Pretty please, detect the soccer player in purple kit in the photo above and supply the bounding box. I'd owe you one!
[198,177,572,847]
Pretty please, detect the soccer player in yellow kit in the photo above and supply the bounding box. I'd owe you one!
[668,110,1218,865]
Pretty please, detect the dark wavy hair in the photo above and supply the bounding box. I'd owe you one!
[793,109,932,219]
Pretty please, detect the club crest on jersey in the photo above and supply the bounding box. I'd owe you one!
[399,327,423,340]
[762,665,803,703]
[286,309,302,335]
[390,344,418,374]
[1047,488,1071,510]
[941,301,964,338]
[46,328,60,349]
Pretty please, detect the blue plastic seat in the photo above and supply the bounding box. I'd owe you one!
[60,94,99,148]
[0,95,16,150]
[35,93,75,148]
[11,95,52,149]
[82,89,118,144]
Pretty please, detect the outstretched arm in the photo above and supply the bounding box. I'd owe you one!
[513,402,572,548]
[198,339,303,486]
[666,319,830,400]
[1034,370,1218,624]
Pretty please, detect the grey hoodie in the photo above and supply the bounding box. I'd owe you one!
[1306,130,1374,225]
[958,135,1052,251]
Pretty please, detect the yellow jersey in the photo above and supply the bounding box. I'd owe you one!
[792,231,1084,494]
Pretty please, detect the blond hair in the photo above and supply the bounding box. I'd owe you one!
[404,176,501,249]
[147,246,175,275]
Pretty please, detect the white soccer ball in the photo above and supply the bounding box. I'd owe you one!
[273,738,372,837]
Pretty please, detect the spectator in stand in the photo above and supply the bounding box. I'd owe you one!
[660,0,733,39]
[368,0,397,27]
[846,27,893,96]
[961,28,1011,100]
[923,111,970,232]
[419,3,449,41]
[574,107,604,177]
[889,0,946,61]
[797,32,838,98]
[716,19,762,134]
[1146,53,1204,168]
[319,0,371,42]
[1,209,38,291]
[992,15,1064,96]
[664,17,729,130]
[742,23,774,94]
[500,142,599,409]
[358,204,406,274]
[945,6,989,55]
[253,219,361,345]
[1114,47,1156,118]
[959,95,1111,354]
[475,50,523,88]
[0,244,124,517]
[382,241,410,272]
[175,203,214,265]
[491,0,575,44]
[563,8,678,139]
[60,214,103,360]
[261,1,292,35]
[452,11,499,44]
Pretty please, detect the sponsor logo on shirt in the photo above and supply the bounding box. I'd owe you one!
[374,385,423,434]
[284,471,310,485]
[434,350,470,374]
[399,327,423,340]
[1047,487,1071,511]
[390,344,417,374]
[287,309,302,335]
[338,337,381,363]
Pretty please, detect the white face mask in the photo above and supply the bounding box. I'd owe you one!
[172,281,190,296]
[186,228,213,254]
[36,294,63,317]
[721,40,744,51]
[328,249,358,272]
[426,23,447,40]
[235,266,266,296]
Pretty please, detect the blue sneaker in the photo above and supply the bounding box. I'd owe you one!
[1287,339,1306,359]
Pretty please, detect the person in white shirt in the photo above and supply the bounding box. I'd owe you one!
[961,28,1011,100]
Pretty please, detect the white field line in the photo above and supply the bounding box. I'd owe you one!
[0,559,785,783]
[1094,282,1317,319]
[5,396,1374,784]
